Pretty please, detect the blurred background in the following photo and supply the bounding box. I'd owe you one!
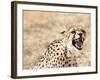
[23,11,91,69]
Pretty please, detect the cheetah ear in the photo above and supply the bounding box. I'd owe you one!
[60,31,70,39]
[60,31,67,36]
[61,31,65,34]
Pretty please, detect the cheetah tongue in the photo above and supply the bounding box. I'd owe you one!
[75,41,83,48]
[78,41,82,47]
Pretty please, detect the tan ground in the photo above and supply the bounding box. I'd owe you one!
[23,11,91,69]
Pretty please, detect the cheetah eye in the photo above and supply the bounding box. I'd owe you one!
[71,31,76,34]
[81,30,85,33]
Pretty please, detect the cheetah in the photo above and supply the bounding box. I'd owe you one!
[33,26,86,69]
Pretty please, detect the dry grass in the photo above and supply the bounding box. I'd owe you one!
[23,11,91,69]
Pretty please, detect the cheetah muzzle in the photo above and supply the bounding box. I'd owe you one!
[72,31,85,50]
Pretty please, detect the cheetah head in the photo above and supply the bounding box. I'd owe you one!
[61,25,86,51]
[71,28,86,50]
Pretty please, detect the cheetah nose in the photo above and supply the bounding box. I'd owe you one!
[78,33,82,36]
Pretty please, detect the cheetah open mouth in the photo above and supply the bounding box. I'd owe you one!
[72,37,84,50]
